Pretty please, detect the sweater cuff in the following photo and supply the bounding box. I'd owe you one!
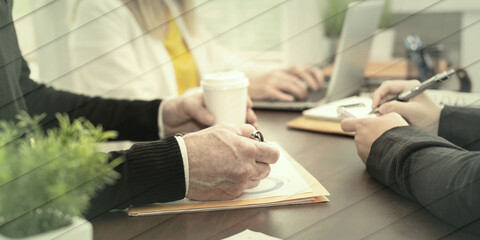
[366,126,412,188]
[157,96,176,138]
[158,102,165,139]
[125,136,186,204]
[366,126,455,199]
[175,136,189,196]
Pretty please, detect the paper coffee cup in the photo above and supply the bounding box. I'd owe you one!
[201,72,249,125]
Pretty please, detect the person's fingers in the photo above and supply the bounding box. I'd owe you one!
[308,66,325,89]
[371,93,383,110]
[267,89,295,102]
[237,124,257,138]
[372,80,404,108]
[235,125,281,164]
[252,142,280,165]
[236,125,279,164]
[372,80,408,107]
[340,118,359,132]
[247,96,253,108]
[185,95,215,126]
[372,80,420,108]
[172,121,206,133]
[246,108,257,126]
[300,71,318,90]
[277,75,308,99]
[247,179,261,189]
[288,66,318,91]
[244,96,258,127]
[378,100,412,116]
[251,162,271,181]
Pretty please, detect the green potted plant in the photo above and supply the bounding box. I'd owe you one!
[0,112,122,239]
[323,0,391,37]
[323,0,392,61]
[323,0,354,38]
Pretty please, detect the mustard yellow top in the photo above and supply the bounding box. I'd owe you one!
[162,15,199,94]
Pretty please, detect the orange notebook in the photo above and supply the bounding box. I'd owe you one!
[287,117,354,136]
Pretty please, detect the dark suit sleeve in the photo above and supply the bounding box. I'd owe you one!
[438,106,480,151]
[366,126,480,234]
[19,59,160,141]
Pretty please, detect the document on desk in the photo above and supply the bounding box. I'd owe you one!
[128,143,329,216]
[287,96,375,136]
[224,229,281,240]
[303,96,374,121]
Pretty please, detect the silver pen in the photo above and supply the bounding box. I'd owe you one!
[371,69,456,114]
[250,130,264,142]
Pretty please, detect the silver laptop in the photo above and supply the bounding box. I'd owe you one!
[253,0,386,111]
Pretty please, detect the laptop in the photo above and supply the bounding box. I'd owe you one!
[252,0,386,111]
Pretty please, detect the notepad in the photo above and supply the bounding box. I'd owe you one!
[128,143,329,216]
[303,96,375,121]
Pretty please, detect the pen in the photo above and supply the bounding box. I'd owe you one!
[338,103,365,109]
[371,69,455,114]
[250,130,264,142]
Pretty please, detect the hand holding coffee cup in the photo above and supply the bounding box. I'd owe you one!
[201,72,249,125]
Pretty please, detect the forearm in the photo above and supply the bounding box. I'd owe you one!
[20,59,161,141]
[439,106,480,150]
[367,126,480,231]
[26,85,161,141]
[85,136,186,219]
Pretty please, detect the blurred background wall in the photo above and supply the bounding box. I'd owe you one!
[12,0,480,92]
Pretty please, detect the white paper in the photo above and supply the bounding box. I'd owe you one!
[223,229,282,240]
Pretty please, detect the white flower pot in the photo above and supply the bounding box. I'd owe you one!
[0,216,92,240]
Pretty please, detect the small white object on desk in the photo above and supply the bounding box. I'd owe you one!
[223,229,282,240]
[303,96,375,121]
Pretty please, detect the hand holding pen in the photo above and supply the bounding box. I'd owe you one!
[370,69,455,114]
[369,72,455,135]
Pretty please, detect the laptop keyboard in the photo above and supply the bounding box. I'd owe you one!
[426,90,480,107]
[252,82,330,111]
[300,88,327,102]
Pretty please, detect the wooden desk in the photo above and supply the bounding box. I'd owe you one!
[91,111,477,239]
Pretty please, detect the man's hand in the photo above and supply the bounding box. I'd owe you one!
[183,124,280,201]
[248,65,324,101]
[341,113,408,162]
[162,93,257,136]
[372,80,443,135]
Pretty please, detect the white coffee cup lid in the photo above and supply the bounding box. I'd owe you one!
[201,72,249,90]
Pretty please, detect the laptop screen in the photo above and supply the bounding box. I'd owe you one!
[324,0,386,103]
[252,0,385,111]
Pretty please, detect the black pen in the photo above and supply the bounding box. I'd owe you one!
[371,69,455,114]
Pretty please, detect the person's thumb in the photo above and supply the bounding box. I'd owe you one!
[186,98,215,126]
[378,101,412,117]
[340,118,358,132]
